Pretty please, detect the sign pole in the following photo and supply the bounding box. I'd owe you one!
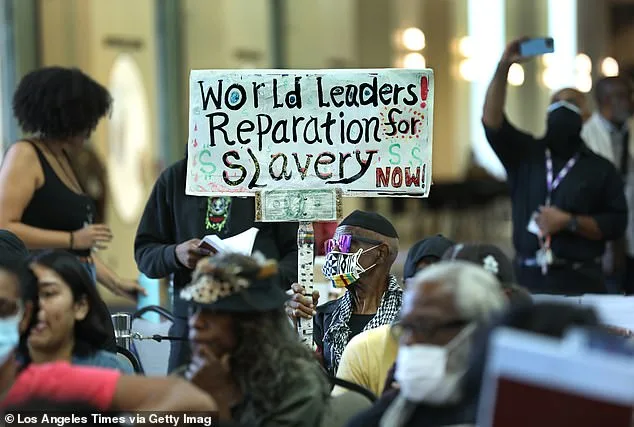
[297,221,315,348]
[256,189,341,348]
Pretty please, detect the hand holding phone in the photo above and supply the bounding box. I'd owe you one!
[520,37,554,57]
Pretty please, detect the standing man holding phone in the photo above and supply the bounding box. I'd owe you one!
[134,150,298,372]
[482,38,627,295]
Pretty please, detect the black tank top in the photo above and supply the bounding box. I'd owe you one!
[21,141,96,257]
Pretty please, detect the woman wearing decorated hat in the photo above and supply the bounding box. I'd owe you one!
[182,252,329,427]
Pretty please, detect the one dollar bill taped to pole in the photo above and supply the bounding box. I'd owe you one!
[185,68,435,348]
[255,189,342,222]
[255,189,342,348]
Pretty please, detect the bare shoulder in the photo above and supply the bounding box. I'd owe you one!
[4,141,40,166]
[2,141,43,181]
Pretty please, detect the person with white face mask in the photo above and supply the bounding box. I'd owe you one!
[347,261,506,427]
[286,210,401,376]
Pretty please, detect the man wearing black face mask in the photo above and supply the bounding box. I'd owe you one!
[482,38,627,295]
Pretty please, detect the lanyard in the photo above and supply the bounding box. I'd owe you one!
[539,149,579,271]
[545,149,579,206]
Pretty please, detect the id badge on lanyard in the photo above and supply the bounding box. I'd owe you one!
[536,149,579,274]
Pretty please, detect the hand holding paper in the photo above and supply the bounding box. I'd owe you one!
[198,227,259,256]
[176,238,212,269]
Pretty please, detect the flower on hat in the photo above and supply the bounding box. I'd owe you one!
[482,255,499,275]
[180,275,251,304]
[180,252,279,305]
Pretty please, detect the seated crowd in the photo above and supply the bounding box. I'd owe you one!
[2,208,633,427]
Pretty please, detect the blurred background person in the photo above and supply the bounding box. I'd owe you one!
[19,250,131,373]
[582,77,634,294]
[402,235,455,281]
[182,253,329,427]
[483,38,627,295]
[442,242,533,305]
[0,67,143,299]
[348,262,507,427]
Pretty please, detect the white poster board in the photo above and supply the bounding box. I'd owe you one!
[478,328,634,427]
[186,68,434,197]
[532,294,634,332]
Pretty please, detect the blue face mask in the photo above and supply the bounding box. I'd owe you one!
[0,305,22,365]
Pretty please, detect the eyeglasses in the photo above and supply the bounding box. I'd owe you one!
[391,318,468,341]
[324,235,383,254]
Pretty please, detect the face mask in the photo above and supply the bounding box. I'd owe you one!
[394,324,475,404]
[0,304,23,366]
[544,101,584,158]
[321,246,378,288]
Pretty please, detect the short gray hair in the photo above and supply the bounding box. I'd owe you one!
[408,261,507,322]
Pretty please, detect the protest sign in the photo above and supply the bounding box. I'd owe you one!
[186,68,434,197]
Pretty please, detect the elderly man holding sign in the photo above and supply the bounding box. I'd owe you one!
[288,210,402,376]
[163,68,433,373]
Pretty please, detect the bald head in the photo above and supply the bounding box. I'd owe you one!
[551,88,591,121]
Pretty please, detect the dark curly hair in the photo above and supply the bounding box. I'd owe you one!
[231,309,329,422]
[12,67,112,140]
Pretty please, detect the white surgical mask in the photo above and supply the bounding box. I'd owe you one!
[0,303,23,366]
[395,324,475,404]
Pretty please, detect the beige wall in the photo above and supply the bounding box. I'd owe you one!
[182,0,273,155]
[285,0,358,68]
[614,26,634,65]
[38,0,160,305]
[183,0,272,70]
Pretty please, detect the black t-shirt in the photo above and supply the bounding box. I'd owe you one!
[314,301,376,374]
[483,118,627,261]
[349,314,374,337]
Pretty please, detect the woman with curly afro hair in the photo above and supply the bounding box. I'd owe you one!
[0,67,144,299]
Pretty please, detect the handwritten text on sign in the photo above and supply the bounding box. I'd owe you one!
[186,69,434,196]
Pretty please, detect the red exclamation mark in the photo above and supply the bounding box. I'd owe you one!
[194,124,198,132]
[420,76,429,109]
[193,138,198,147]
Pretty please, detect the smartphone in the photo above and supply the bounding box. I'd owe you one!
[520,37,554,57]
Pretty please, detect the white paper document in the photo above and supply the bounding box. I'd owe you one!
[199,227,259,256]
